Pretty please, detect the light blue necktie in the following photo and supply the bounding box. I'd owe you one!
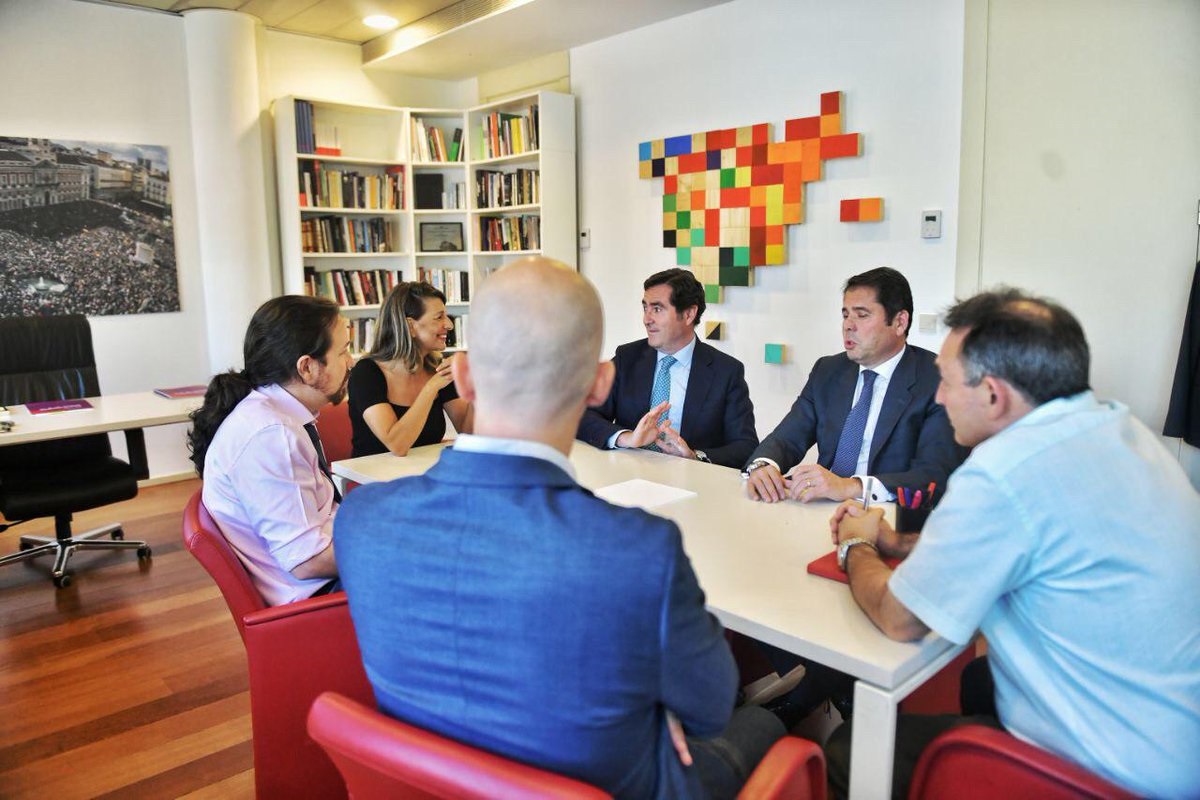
[830,369,877,477]
[644,355,676,452]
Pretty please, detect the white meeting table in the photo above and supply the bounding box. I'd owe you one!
[333,443,965,799]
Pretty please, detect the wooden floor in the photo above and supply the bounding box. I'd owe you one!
[0,479,255,799]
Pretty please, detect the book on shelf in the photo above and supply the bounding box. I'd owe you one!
[301,215,396,254]
[314,122,340,156]
[305,267,403,307]
[478,104,539,160]
[475,168,539,209]
[298,162,405,210]
[445,314,468,349]
[411,118,460,163]
[295,100,315,154]
[448,128,462,162]
[414,173,444,210]
[478,214,541,252]
[415,266,470,304]
[349,317,378,354]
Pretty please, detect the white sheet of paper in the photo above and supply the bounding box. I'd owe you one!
[594,478,696,509]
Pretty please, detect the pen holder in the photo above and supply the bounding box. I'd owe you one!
[894,503,933,533]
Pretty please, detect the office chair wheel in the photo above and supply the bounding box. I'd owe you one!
[111,529,124,540]
[53,574,72,588]
[137,545,152,560]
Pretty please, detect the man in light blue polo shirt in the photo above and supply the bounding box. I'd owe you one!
[826,288,1200,799]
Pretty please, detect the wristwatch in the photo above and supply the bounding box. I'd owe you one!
[837,537,878,572]
[740,459,770,479]
[695,450,711,464]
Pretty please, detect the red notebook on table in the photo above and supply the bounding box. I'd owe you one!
[25,399,93,414]
[154,385,207,399]
[807,550,902,584]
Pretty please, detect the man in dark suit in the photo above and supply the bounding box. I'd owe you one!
[745,267,964,505]
[336,257,784,799]
[577,268,757,468]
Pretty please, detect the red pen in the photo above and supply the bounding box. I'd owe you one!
[898,487,907,507]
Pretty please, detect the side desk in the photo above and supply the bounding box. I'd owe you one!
[334,443,965,800]
[0,392,202,479]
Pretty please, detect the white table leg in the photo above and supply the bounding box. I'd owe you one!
[848,680,897,800]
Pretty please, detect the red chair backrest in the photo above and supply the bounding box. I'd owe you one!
[909,725,1138,800]
[181,488,266,642]
[315,399,354,464]
[308,692,612,800]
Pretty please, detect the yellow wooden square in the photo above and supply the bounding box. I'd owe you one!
[766,202,782,226]
[721,149,736,168]
[735,166,751,188]
[766,244,785,264]
[820,113,841,136]
[676,229,690,247]
[692,132,706,152]
[651,139,665,158]
[639,160,652,179]
[736,126,753,147]
[662,212,676,230]
[695,264,718,285]
[665,156,678,176]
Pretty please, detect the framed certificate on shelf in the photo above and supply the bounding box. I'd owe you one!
[419,222,464,252]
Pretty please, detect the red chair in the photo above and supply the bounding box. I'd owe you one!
[908,725,1138,800]
[308,692,827,800]
[182,489,373,799]
[315,399,354,464]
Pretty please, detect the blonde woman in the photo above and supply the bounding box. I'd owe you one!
[348,282,472,456]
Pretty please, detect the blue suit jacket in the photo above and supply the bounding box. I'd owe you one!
[748,346,966,492]
[336,447,737,799]
[577,338,758,468]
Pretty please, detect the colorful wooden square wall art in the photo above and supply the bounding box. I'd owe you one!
[764,343,786,365]
[704,320,724,341]
[840,197,883,222]
[639,91,866,302]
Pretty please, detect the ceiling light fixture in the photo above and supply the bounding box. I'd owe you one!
[363,15,399,30]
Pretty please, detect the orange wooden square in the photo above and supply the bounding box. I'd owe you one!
[767,142,786,164]
[859,197,883,221]
[750,185,766,206]
[801,160,822,181]
[766,225,784,245]
[783,202,803,224]
[691,190,706,211]
[820,113,841,136]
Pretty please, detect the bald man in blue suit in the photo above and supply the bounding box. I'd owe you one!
[337,258,784,799]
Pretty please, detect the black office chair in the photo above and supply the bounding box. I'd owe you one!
[0,314,151,588]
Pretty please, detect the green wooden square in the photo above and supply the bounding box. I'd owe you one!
[720,168,736,188]
[676,211,691,229]
[719,266,750,286]
[676,247,691,266]
[764,343,785,364]
[662,193,676,212]
[734,247,750,267]
[704,283,722,304]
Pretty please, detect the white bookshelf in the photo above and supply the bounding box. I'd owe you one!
[273,92,576,354]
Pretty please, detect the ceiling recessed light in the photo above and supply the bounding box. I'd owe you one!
[363,15,399,30]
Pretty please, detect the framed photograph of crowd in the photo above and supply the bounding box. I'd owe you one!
[0,136,179,317]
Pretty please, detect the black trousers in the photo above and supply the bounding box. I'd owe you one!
[825,655,1001,800]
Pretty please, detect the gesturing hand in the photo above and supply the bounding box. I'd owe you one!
[656,423,696,459]
[617,401,670,448]
[665,711,693,766]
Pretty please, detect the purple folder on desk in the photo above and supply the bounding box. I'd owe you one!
[154,385,207,399]
[25,399,94,414]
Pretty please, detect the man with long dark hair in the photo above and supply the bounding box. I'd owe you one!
[188,295,353,605]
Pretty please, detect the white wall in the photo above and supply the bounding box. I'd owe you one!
[0,0,206,478]
[570,0,966,435]
[961,0,1200,485]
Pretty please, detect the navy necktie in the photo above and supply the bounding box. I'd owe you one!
[645,355,676,452]
[303,421,342,504]
[830,370,877,477]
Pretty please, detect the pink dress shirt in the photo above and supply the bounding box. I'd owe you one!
[201,383,337,605]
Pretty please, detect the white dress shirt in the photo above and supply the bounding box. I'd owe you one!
[608,335,697,448]
[452,433,577,480]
